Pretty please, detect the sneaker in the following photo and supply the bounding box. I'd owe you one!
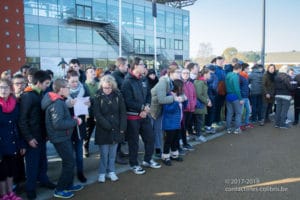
[98,174,105,183]
[142,159,161,169]
[205,127,216,134]
[179,148,187,156]
[245,124,254,129]
[182,143,194,151]
[274,125,279,128]
[259,120,264,126]
[77,172,87,183]
[54,190,74,199]
[240,125,247,131]
[197,135,207,142]
[66,184,83,192]
[162,158,172,166]
[131,166,145,175]
[233,128,241,134]
[107,172,119,181]
[226,128,232,134]
[7,192,22,200]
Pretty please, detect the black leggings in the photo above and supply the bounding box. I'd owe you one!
[163,129,180,154]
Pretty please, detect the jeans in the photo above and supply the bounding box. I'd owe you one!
[98,144,118,174]
[242,98,251,125]
[262,102,274,121]
[73,138,84,173]
[53,140,75,191]
[250,94,263,122]
[127,117,155,166]
[25,139,50,192]
[226,100,243,130]
[150,115,163,152]
[275,97,291,127]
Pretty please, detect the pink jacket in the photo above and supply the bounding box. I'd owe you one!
[183,80,197,112]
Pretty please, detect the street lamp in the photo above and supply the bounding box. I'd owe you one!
[261,0,266,66]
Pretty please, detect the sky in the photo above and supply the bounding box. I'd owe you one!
[186,0,300,57]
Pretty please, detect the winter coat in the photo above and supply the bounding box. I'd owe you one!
[93,90,127,145]
[207,72,218,103]
[249,68,264,95]
[183,80,196,112]
[275,73,295,96]
[41,92,78,144]
[194,79,209,115]
[239,71,250,98]
[262,72,276,103]
[18,87,46,142]
[0,97,23,160]
[121,72,151,116]
[293,74,300,108]
[150,76,174,119]
[112,70,126,90]
[162,99,187,130]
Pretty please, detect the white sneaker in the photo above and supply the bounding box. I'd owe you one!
[107,172,119,181]
[197,135,207,143]
[131,165,145,175]
[142,159,161,169]
[98,174,105,183]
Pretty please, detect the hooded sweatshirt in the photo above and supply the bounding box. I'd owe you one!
[41,92,77,144]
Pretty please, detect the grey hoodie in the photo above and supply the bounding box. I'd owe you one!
[41,92,77,144]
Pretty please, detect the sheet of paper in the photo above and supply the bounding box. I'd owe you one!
[74,97,90,116]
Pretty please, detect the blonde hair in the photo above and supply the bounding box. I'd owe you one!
[99,75,118,90]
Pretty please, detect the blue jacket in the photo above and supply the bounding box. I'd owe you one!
[239,73,249,98]
[0,103,23,160]
[207,72,218,101]
[162,100,187,130]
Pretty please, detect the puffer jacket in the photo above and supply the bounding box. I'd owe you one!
[41,92,77,144]
[249,68,263,95]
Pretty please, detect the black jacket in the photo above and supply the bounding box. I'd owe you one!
[121,72,151,115]
[111,70,126,90]
[93,90,127,145]
[274,73,294,96]
[18,87,46,142]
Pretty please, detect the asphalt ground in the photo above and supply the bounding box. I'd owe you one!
[45,122,300,200]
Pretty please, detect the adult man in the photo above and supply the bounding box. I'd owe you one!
[69,59,86,83]
[18,70,55,199]
[225,64,244,134]
[112,57,129,165]
[214,56,226,125]
[121,57,161,175]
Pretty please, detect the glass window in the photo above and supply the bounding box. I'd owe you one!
[93,1,106,21]
[38,0,58,18]
[183,40,189,51]
[85,6,92,19]
[157,10,165,33]
[77,27,92,44]
[93,30,107,44]
[145,36,154,53]
[122,2,133,29]
[134,5,144,29]
[107,1,118,24]
[39,25,58,42]
[25,24,39,41]
[134,39,145,53]
[157,37,166,49]
[59,27,76,43]
[24,0,38,15]
[183,15,189,36]
[58,0,75,19]
[174,39,183,50]
[166,12,174,33]
[174,14,183,35]
[145,7,153,31]
[76,4,84,18]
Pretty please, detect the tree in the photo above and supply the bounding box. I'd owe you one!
[244,51,260,63]
[222,47,238,62]
[196,42,213,58]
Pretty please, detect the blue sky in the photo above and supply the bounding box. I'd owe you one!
[186,0,300,57]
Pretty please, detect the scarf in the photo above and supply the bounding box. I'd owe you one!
[0,95,17,113]
[70,83,85,98]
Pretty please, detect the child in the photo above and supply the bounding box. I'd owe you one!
[161,79,187,166]
[0,79,24,200]
[41,78,83,198]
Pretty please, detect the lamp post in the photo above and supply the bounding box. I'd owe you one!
[261,0,266,66]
